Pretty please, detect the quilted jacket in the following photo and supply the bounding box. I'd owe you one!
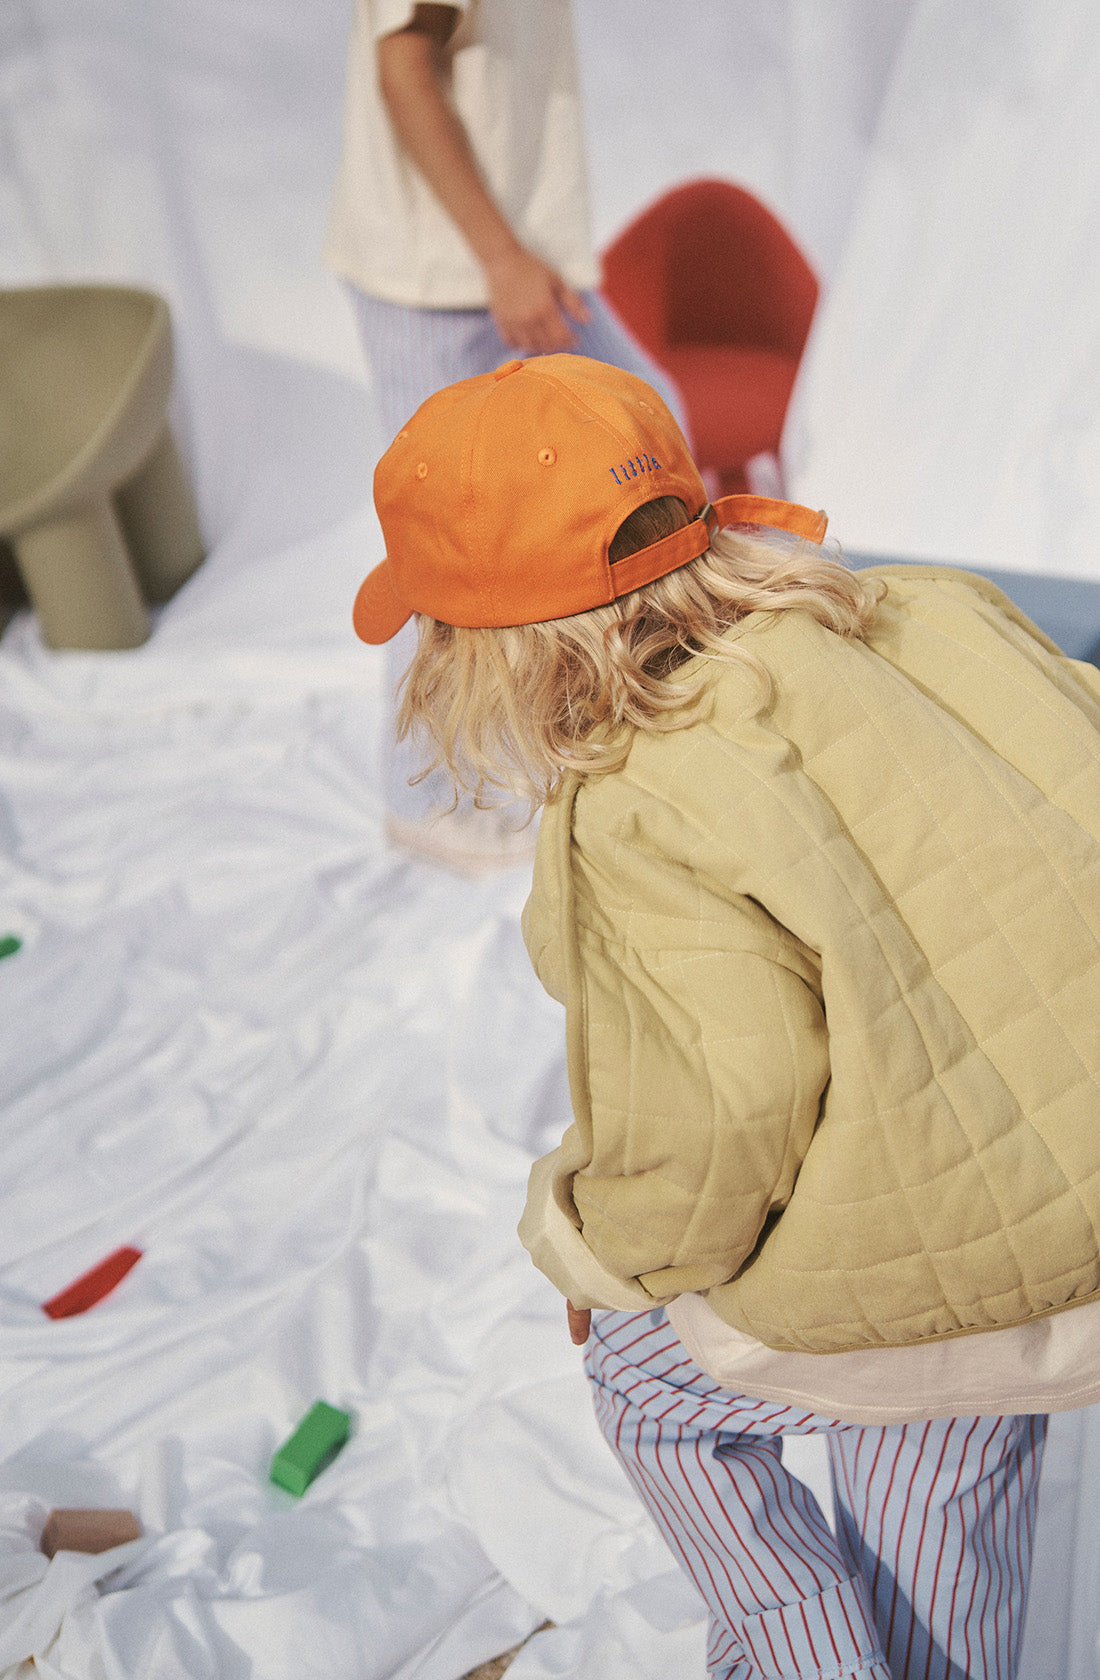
[519,566,1100,1355]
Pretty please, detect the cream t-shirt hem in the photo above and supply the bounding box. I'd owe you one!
[322,250,600,312]
[668,1291,1100,1423]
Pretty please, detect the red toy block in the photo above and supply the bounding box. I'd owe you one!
[42,1246,143,1318]
[40,1508,142,1557]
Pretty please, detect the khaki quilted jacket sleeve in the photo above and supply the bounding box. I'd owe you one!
[519,779,830,1310]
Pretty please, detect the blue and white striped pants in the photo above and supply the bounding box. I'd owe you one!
[587,1309,1048,1680]
[350,288,686,826]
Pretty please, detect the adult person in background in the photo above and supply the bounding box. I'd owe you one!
[325,0,681,873]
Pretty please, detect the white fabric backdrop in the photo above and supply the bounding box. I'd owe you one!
[1,3,1098,1676]
[784,0,1100,580]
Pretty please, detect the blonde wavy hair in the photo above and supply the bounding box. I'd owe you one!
[397,496,882,809]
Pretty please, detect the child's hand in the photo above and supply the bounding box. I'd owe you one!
[566,1300,591,1344]
[485,246,590,353]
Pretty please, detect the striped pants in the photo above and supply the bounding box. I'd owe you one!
[350,288,687,829]
[586,1310,1048,1680]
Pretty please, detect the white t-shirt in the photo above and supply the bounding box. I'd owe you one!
[325,0,600,308]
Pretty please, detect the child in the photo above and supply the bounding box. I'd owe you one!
[328,1,681,872]
[352,353,1100,1679]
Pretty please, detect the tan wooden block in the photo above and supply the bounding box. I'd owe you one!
[40,1507,142,1558]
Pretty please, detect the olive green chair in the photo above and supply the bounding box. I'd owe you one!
[0,284,204,650]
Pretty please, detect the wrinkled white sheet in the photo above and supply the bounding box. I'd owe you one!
[1,3,1099,1677]
[0,507,710,1679]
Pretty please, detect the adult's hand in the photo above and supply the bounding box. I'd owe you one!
[484,246,590,353]
[567,1300,592,1345]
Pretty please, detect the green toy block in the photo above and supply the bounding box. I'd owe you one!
[0,936,21,960]
[269,1401,351,1496]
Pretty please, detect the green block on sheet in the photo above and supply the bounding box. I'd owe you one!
[269,1401,351,1496]
[0,936,21,960]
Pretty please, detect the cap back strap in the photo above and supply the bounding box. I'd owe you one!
[609,494,828,602]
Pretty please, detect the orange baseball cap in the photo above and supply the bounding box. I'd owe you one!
[353,354,827,644]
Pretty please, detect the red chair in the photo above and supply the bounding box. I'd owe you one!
[601,179,819,497]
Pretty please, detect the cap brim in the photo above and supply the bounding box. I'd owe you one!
[353,559,413,644]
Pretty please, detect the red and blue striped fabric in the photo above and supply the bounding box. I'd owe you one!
[586,1308,1047,1680]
